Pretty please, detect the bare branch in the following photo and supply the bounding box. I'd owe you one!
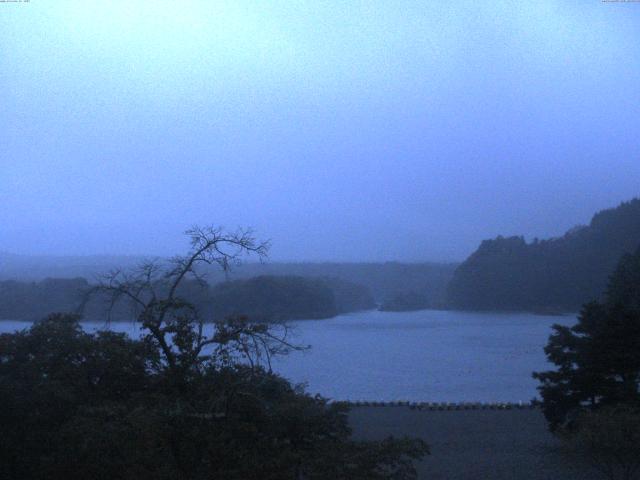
[83,225,300,378]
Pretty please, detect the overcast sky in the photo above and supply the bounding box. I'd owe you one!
[1,1,639,262]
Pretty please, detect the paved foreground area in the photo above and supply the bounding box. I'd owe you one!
[349,406,601,480]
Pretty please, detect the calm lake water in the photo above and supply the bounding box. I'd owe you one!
[0,310,576,402]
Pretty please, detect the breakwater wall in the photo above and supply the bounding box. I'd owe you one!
[334,401,537,411]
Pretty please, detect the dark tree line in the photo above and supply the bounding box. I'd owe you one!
[0,275,374,322]
[198,262,458,305]
[0,277,90,321]
[0,252,457,307]
[204,275,375,322]
[447,198,640,312]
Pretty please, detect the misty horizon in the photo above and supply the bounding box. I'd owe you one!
[1,195,637,263]
[2,1,640,262]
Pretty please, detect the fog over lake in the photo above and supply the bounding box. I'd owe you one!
[1,310,575,402]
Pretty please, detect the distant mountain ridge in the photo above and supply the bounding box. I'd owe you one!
[446,198,640,312]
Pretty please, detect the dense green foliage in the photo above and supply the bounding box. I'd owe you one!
[533,247,640,431]
[447,198,640,311]
[0,315,427,480]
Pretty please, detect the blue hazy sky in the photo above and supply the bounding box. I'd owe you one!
[1,1,640,261]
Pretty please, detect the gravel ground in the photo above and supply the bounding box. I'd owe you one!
[349,406,601,480]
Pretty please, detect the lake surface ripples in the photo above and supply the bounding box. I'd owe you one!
[0,310,575,402]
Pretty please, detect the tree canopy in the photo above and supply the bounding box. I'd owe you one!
[533,247,640,431]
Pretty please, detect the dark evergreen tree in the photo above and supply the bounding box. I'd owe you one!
[533,247,640,430]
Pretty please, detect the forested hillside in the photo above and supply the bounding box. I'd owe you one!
[447,198,640,312]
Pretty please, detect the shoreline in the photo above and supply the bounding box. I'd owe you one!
[339,401,538,410]
[0,307,577,323]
